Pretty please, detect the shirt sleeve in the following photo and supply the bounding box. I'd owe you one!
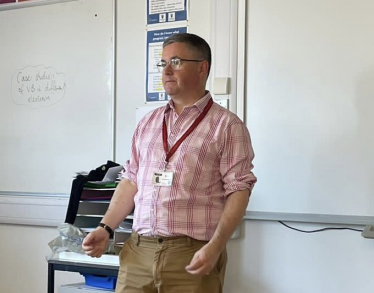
[220,120,257,197]
[121,123,141,184]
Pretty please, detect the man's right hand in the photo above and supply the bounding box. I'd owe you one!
[82,227,110,258]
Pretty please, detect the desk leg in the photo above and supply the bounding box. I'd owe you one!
[48,263,54,293]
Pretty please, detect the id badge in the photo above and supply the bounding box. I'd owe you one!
[152,171,174,186]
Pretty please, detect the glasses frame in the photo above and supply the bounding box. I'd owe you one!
[156,57,205,73]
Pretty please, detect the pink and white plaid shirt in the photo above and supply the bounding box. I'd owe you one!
[122,92,256,241]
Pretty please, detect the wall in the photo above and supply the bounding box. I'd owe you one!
[0,224,83,293]
[2,221,373,293]
[1,1,374,293]
[225,221,374,293]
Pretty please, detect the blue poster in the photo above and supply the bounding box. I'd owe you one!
[147,0,188,25]
[146,27,187,102]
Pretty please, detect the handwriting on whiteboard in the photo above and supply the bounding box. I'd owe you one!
[11,65,66,108]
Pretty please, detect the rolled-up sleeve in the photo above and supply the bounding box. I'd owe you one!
[220,121,257,197]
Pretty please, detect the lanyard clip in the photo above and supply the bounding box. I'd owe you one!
[163,160,168,171]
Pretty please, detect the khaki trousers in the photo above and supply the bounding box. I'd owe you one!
[115,232,227,293]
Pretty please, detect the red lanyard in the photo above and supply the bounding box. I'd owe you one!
[162,98,213,165]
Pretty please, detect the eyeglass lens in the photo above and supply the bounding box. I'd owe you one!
[157,58,182,72]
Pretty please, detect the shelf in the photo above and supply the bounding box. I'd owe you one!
[55,251,119,266]
[76,213,133,220]
[83,187,116,191]
[76,214,104,218]
[79,200,111,203]
[69,185,133,259]
[77,201,110,215]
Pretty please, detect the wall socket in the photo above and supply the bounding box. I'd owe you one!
[362,225,374,238]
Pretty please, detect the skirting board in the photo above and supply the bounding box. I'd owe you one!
[1,193,374,228]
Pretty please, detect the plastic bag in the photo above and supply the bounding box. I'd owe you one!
[48,223,87,256]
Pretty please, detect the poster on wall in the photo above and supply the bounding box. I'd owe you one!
[146,26,187,102]
[147,0,188,25]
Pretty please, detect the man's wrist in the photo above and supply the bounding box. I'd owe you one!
[207,238,226,253]
[98,222,114,238]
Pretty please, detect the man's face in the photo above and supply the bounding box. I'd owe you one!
[161,42,203,99]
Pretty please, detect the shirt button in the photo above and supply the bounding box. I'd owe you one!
[158,238,163,243]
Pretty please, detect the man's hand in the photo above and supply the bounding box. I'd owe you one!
[82,227,110,258]
[185,242,222,276]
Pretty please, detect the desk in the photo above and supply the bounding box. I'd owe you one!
[47,258,119,293]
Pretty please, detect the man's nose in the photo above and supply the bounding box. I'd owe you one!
[163,63,173,75]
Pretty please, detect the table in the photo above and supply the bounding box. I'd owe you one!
[47,258,119,293]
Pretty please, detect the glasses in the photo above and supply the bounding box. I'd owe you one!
[156,57,204,73]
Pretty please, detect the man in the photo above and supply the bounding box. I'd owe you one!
[82,33,256,293]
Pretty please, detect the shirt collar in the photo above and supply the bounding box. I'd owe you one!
[164,91,212,114]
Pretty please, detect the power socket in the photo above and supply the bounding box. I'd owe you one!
[362,225,374,238]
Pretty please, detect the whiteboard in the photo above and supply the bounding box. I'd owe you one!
[246,0,374,216]
[0,0,114,194]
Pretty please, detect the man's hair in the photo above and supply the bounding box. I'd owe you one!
[163,33,212,76]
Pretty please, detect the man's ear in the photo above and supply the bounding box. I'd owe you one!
[199,60,209,76]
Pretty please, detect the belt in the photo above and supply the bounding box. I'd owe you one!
[131,231,208,245]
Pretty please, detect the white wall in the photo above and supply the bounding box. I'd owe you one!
[2,1,374,293]
[0,224,83,293]
[225,221,374,293]
[2,221,373,293]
